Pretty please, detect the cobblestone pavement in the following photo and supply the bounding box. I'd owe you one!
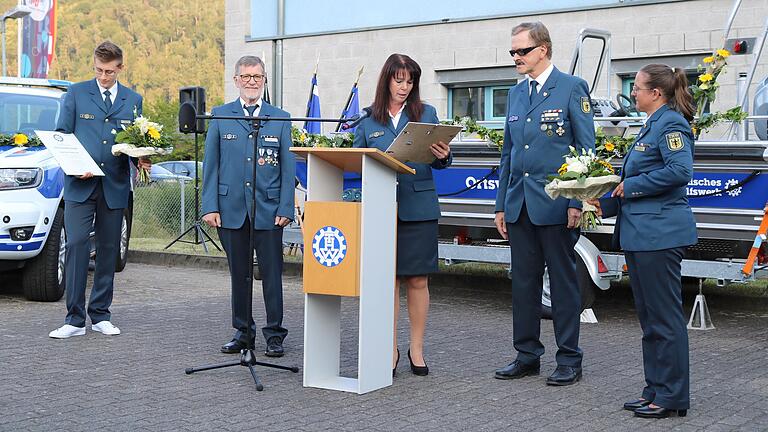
[1,261,767,432]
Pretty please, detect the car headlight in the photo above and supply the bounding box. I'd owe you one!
[0,168,43,190]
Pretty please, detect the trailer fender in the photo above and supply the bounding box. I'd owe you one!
[575,235,611,290]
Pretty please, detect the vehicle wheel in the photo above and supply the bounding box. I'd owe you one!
[115,206,132,272]
[540,258,596,320]
[22,207,66,302]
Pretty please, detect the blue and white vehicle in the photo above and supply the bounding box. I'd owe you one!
[0,78,134,302]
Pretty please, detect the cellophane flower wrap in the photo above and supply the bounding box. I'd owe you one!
[544,146,621,230]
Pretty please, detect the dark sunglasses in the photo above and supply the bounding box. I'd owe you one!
[509,46,539,57]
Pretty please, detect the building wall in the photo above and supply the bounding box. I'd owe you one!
[225,0,768,134]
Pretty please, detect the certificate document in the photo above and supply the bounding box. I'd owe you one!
[385,122,462,164]
[35,130,105,176]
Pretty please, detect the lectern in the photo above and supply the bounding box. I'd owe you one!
[291,147,414,394]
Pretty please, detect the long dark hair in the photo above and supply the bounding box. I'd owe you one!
[370,54,423,125]
[639,63,696,122]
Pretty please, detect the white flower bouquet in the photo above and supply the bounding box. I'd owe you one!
[544,146,621,230]
[111,114,172,184]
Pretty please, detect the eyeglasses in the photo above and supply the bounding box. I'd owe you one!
[237,74,265,83]
[94,67,118,77]
[509,46,539,57]
[632,86,655,93]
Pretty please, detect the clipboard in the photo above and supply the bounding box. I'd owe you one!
[385,122,462,164]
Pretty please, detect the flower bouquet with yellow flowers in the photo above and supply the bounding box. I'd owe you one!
[545,146,621,230]
[0,132,44,147]
[690,49,748,137]
[111,115,172,183]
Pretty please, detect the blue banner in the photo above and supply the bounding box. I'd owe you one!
[304,75,321,134]
[341,86,360,132]
[686,172,768,209]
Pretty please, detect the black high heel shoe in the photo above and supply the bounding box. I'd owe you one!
[393,348,400,377]
[634,405,687,418]
[408,349,429,376]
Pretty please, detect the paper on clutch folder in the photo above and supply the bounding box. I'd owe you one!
[35,130,105,176]
[385,122,462,164]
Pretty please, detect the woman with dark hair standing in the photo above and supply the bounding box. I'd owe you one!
[592,64,697,418]
[353,53,451,376]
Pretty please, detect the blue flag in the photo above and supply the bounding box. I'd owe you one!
[304,75,321,134]
[340,86,360,133]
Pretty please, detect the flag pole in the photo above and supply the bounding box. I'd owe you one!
[335,65,364,132]
[262,50,271,105]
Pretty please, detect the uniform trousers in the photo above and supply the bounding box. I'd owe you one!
[625,247,690,410]
[218,217,288,344]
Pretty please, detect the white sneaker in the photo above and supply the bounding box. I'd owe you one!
[92,321,121,335]
[49,324,86,339]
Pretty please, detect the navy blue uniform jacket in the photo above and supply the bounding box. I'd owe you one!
[57,79,143,209]
[600,104,697,251]
[201,100,296,230]
[495,67,595,225]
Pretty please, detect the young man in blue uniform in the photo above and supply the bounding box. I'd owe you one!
[49,41,147,339]
[493,22,595,385]
[201,56,295,357]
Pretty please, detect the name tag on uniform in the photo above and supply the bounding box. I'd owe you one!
[368,130,385,139]
[634,143,649,152]
[120,119,132,125]
[508,115,519,122]
[79,113,95,120]
[223,133,238,140]
[264,136,278,143]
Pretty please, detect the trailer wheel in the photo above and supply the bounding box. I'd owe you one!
[115,206,132,273]
[541,257,596,320]
[22,207,66,302]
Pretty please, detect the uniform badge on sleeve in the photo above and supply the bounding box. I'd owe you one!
[581,97,591,113]
[666,132,684,151]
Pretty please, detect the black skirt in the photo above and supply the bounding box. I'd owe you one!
[396,219,438,277]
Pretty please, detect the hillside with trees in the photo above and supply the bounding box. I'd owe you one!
[1,0,225,159]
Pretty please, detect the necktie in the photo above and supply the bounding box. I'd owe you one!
[245,104,258,117]
[529,81,538,104]
[104,90,112,111]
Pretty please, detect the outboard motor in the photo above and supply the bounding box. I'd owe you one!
[755,76,768,140]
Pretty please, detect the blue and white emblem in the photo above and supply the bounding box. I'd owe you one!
[312,226,348,267]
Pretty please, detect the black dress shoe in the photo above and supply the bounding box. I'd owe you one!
[494,360,540,380]
[623,398,652,411]
[265,337,284,357]
[221,340,246,354]
[545,365,582,386]
[408,349,428,376]
[634,405,687,418]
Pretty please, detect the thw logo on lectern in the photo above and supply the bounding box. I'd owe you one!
[312,226,348,267]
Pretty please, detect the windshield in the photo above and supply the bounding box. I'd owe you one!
[0,93,61,136]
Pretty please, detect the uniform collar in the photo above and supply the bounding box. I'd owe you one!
[528,63,554,90]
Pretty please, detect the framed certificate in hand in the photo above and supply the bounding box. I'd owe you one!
[35,130,105,176]
[385,122,462,164]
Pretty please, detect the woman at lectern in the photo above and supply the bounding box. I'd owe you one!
[353,53,452,377]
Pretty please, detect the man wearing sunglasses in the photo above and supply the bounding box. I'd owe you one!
[493,22,595,386]
[201,55,295,358]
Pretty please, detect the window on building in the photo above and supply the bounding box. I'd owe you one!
[448,83,516,124]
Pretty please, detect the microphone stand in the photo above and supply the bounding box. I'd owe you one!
[185,110,353,391]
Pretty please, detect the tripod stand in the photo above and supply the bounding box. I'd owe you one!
[164,131,221,253]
